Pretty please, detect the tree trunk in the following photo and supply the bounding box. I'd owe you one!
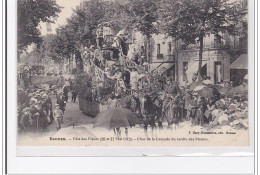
[198,35,204,80]
[146,36,150,63]
[75,50,84,73]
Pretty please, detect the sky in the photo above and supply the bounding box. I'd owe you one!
[39,0,81,36]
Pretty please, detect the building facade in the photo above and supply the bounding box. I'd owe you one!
[140,33,231,85]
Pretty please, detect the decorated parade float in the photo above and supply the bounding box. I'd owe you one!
[77,29,151,117]
[74,22,249,130]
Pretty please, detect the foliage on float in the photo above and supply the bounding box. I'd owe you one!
[74,71,116,104]
[74,72,93,102]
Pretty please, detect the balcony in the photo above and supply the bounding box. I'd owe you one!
[155,54,175,63]
[180,42,230,51]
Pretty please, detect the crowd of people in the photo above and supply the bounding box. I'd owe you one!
[17,80,79,134]
[101,74,248,130]
[17,88,54,134]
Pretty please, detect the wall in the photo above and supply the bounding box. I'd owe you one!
[149,34,175,63]
[132,31,233,85]
[177,49,230,85]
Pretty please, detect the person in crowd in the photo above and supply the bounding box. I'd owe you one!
[112,30,128,56]
[35,100,48,132]
[162,77,180,114]
[187,91,199,125]
[62,84,70,103]
[45,92,53,124]
[53,104,63,131]
[41,94,49,122]
[22,69,31,90]
[71,81,78,103]
[103,22,113,38]
[178,88,185,121]
[205,97,217,123]
[184,88,192,120]
[130,68,139,95]
[56,91,66,120]
[122,70,131,89]
[196,96,207,125]
[192,73,198,83]
[19,107,33,133]
[96,24,103,49]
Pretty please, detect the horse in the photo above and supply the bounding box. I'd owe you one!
[129,95,141,115]
[163,95,180,129]
[139,94,157,135]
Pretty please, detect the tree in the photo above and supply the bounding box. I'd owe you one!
[124,0,160,62]
[17,0,61,56]
[159,0,238,78]
[39,34,65,63]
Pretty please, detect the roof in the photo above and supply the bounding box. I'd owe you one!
[230,54,248,69]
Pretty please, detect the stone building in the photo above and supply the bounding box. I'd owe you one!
[136,32,231,85]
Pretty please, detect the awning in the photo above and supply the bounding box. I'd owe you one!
[230,54,248,69]
[63,74,76,80]
[186,61,207,75]
[153,63,174,75]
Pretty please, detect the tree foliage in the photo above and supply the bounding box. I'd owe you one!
[160,0,237,44]
[18,0,61,53]
[159,0,239,77]
[37,0,243,78]
[125,0,160,38]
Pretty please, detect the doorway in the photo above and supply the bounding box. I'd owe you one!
[166,65,175,81]
[214,61,222,84]
[201,63,207,79]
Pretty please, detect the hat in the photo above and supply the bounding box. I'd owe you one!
[22,107,31,112]
[41,93,47,98]
[104,22,110,26]
[55,103,59,107]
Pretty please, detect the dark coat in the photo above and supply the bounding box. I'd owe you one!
[184,93,192,109]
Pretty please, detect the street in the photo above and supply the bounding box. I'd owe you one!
[47,93,96,133]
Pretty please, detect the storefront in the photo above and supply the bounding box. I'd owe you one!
[177,49,230,85]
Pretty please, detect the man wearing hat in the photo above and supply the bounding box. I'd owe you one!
[56,91,66,122]
[41,93,52,124]
[187,91,199,124]
[103,22,113,38]
[53,104,63,131]
[96,24,103,49]
[162,77,180,116]
[19,107,33,133]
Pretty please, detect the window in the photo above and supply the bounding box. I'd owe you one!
[214,34,222,47]
[157,44,160,54]
[168,42,172,53]
[183,62,188,82]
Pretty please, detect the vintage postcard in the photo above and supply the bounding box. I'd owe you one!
[17,0,250,147]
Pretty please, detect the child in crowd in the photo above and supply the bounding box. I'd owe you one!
[53,104,63,131]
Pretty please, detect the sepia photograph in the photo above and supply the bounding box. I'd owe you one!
[17,0,249,147]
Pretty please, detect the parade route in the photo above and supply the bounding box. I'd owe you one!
[47,93,96,133]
